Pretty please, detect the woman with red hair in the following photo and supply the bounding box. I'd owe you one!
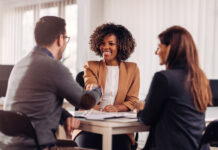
[138,26,212,150]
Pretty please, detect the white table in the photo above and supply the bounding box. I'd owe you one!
[77,107,218,150]
[205,107,218,123]
[78,118,148,150]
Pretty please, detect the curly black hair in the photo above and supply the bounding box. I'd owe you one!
[90,23,136,61]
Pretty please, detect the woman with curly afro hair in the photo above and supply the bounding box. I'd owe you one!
[74,23,140,150]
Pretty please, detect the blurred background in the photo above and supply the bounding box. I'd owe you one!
[0,0,217,100]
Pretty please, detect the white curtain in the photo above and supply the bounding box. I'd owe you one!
[0,0,77,74]
[77,0,218,99]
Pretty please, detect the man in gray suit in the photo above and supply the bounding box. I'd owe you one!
[1,16,101,150]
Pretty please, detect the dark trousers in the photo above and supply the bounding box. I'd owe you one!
[75,131,131,150]
[42,140,78,150]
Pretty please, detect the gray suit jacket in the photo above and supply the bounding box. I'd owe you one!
[1,47,101,150]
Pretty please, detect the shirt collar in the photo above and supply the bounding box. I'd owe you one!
[35,46,54,59]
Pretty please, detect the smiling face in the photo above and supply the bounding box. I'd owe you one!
[99,34,119,66]
[155,42,171,65]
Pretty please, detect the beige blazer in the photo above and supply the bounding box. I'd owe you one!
[72,60,140,144]
[84,60,140,110]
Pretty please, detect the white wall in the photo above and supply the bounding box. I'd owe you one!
[76,0,104,72]
[0,0,217,99]
[78,0,218,99]
[0,5,5,64]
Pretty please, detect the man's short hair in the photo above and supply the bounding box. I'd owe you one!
[34,16,66,46]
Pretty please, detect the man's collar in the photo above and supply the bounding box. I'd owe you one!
[35,46,54,59]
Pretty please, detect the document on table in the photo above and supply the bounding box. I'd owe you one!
[205,107,218,122]
[70,109,137,120]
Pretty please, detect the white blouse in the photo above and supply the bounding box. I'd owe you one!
[100,66,119,110]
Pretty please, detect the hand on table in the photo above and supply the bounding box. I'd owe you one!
[64,117,80,136]
[135,101,145,112]
[102,105,118,112]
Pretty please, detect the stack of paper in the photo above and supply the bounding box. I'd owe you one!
[70,109,137,120]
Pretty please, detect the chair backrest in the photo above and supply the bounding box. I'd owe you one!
[0,110,41,150]
[210,80,218,106]
[0,65,13,97]
[75,71,84,111]
[76,71,85,88]
[198,120,218,150]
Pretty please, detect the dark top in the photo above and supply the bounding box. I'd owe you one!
[138,67,209,150]
[1,47,101,150]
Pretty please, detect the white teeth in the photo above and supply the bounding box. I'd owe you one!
[103,51,111,55]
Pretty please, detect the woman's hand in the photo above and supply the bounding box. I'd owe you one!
[102,105,118,112]
[102,104,129,112]
[135,101,145,112]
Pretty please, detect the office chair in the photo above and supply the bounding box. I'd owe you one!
[0,110,41,150]
[210,80,218,106]
[76,71,85,88]
[0,65,14,97]
[75,71,85,111]
[198,120,218,150]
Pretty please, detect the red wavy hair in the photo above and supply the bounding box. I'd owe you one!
[159,26,212,113]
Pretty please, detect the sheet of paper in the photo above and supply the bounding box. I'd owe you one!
[205,107,218,122]
[105,118,138,123]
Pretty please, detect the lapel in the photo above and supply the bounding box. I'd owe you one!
[114,61,126,105]
[99,60,107,90]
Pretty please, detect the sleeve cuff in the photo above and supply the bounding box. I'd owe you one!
[123,102,134,111]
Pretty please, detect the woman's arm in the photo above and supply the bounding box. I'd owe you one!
[123,64,140,110]
[137,72,169,126]
[83,61,102,110]
[84,61,99,90]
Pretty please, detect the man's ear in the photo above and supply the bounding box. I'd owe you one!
[57,34,64,47]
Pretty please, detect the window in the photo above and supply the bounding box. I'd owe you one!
[22,10,34,57]
[1,0,77,74]
[40,7,58,17]
[64,4,77,75]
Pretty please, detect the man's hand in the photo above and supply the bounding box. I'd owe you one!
[90,84,104,95]
[64,117,80,136]
[102,105,118,112]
